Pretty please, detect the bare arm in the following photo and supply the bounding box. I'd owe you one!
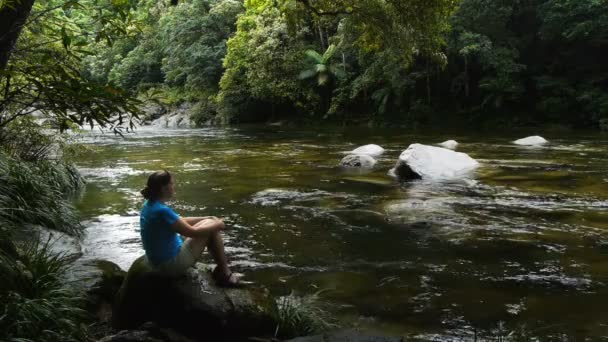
[171,217,224,238]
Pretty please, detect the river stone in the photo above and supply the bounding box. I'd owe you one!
[112,256,277,340]
[391,143,479,180]
[513,136,548,146]
[285,329,404,342]
[438,140,458,150]
[98,322,195,342]
[350,144,385,158]
[340,154,377,169]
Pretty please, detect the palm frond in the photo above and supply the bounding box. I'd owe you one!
[322,44,337,63]
[304,49,324,64]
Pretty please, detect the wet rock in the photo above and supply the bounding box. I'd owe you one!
[513,136,548,146]
[438,140,458,150]
[113,256,277,340]
[69,259,126,324]
[391,144,479,180]
[98,322,194,342]
[286,329,404,342]
[87,259,127,301]
[32,226,82,259]
[350,144,385,158]
[340,154,377,169]
[141,103,166,122]
[148,103,193,129]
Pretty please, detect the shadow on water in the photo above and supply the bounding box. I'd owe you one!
[72,126,608,340]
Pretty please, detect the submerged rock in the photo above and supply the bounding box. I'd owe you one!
[350,144,385,158]
[391,143,479,180]
[286,329,404,342]
[113,256,277,340]
[513,136,548,146]
[340,154,377,169]
[438,140,459,150]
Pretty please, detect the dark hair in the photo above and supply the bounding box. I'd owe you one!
[141,170,172,200]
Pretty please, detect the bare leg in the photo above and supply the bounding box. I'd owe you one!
[206,231,230,276]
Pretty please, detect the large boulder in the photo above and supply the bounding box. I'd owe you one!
[149,103,193,128]
[112,256,277,341]
[79,259,127,323]
[286,329,404,342]
[513,135,548,146]
[391,143,479,180]
[438,140,458,150]
[340,154,377,169]
[350,144,385,158]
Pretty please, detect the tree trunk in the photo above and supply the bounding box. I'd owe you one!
[464,55,470,98]
[426,59,431,105]
[317,22,325,50]
[0,0,35,70]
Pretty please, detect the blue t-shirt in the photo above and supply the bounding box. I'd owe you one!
[140,200,182,266]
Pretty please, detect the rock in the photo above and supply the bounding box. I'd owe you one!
[141,103,166,123]
[98,322,195,342]
[513,136,548,146]
[31,226,82,259]
[87,259,127,302]
[340,154,377,169]
[391,143,479,180]
[148,103,193,129]
[68,259,126,324]
[350,144,385,158]
[438,140,458,150]
[285,329,404,342]
[112,256,277,340]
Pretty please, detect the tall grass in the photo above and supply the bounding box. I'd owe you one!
[0,153,83,238]
[274,291,338,339]
[0,120,89,341]
[0,240,88,342]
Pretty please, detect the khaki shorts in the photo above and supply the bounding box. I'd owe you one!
[154,239,201,276]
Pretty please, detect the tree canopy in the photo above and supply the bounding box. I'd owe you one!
[1,0,607,129]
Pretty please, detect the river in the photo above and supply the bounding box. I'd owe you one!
[72,126,608,340]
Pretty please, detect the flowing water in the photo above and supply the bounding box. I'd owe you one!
[72,126,608,340]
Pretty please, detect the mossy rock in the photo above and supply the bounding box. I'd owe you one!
[113,256,278,340]
[88,259,127,301]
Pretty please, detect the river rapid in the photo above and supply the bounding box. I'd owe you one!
[71,126,608,340]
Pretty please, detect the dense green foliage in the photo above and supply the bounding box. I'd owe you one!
[0,241,87,342]
[82,0,607,128]
[0,121,87,342]
[0,0,141,133]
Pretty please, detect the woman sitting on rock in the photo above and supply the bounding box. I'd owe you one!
[139,170,242,286]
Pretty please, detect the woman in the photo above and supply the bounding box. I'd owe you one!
[139,170,241,286]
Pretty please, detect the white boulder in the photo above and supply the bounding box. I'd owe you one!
[340,154,377,169]
[350,144,385,158]
[391,143,479,180]
[513,136,548,146]
[438,140,459,150]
